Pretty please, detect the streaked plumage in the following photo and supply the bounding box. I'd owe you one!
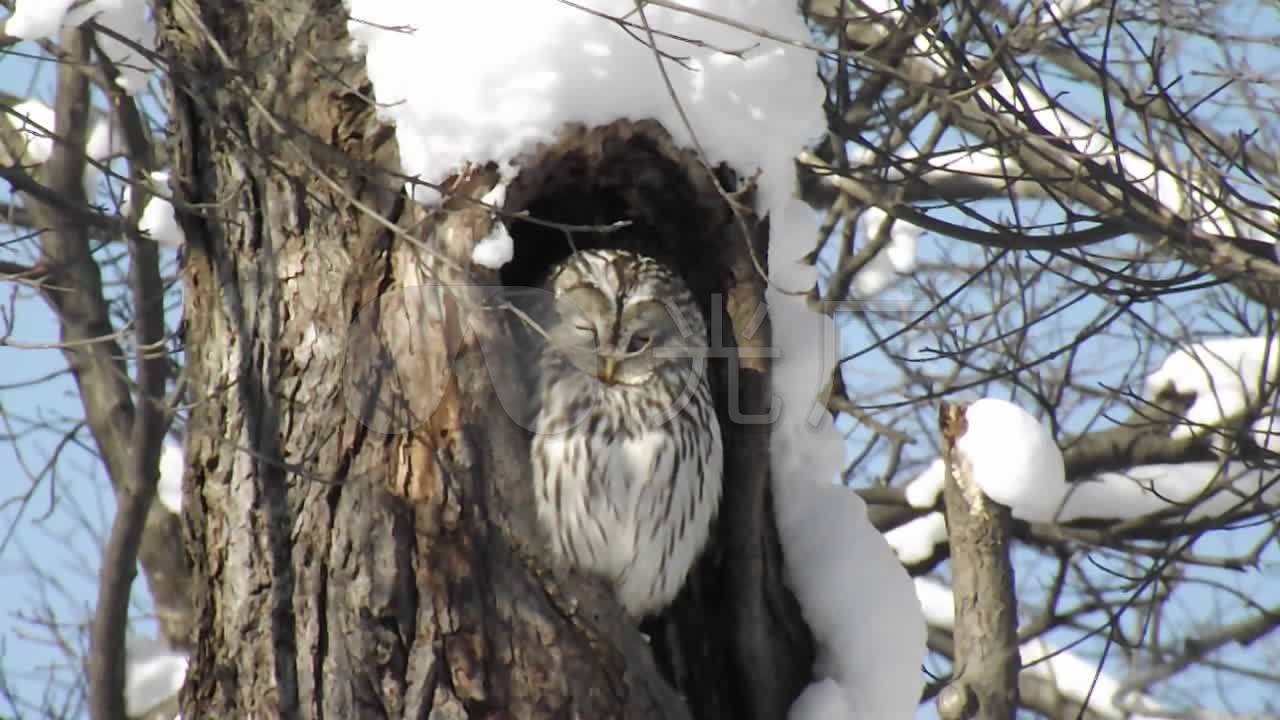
[531,248,722,617]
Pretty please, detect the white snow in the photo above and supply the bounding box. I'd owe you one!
[1251,413,1280,453]
[772,473,927,720]
[122,170,186,246]
[901,398,1275,528]
[6,101,128,198]
[471,180,515,269]
[124,634,188,716]
[884,511,946,565]
[346,1,822,216]
[4,0,76,40]
[7,99,56,165]
[87,114,125,163]
[787,678,853,720]
[956,398,1067,522]
[852,207,920,297]
[7,0,155,93]
[904,458,945,509]
[139,195,183,245]
[83,113,127,199]
[1021,638,1171,719]
[1059,461,1278,522]
[915,578,1170,719]
[1146,337,1280,441]
[349,4,926,716]
[913,576,955,628]
[1041,0,1101,21]
[903,458,1273,554]
[769,201,926,719]
[892,400,1272,567]
[157,435,183,514]
[471,224,514,270]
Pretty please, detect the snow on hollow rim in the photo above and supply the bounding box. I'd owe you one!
[344,0,822,215]
[348,2,927,717]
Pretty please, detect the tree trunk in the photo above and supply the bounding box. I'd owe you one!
[162,2,812,718]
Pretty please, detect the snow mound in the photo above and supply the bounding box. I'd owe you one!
[884,511,946,565]
[7,99,56,165]
[914,579,1171,719]
[125,635,188,716]
[7,0,155,93]
[157,435,184,514]
[774,477,927,719]
[346,0,822,214]
[902,398,1273,534]
[904,458,945,509]
[1146,337,1280,441]
[852,207,920,297]
[122,171,186,246]
[957,398,1067,521]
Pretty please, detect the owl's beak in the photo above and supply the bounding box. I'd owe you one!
[598,356,619,384]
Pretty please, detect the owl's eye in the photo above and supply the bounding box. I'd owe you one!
[626,334,651,354]
[575,323,598,343]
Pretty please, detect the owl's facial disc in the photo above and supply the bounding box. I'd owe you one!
[604,300,689,385]
[552,285,701,386]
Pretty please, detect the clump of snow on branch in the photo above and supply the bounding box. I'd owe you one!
[122,170,186,246]
[471,225,514,270]
[913,577,1170,719]
[902,463,1279,564]
[1021,637,1171,719]
[884,511,945,565]
[6,0,156,93]
[87,116,124,162]
[124,635,188,717]
[1038,0,1104,23]
[3,0,76,39]
[470,179,514,269]
[84,114,127,197]
[6,99,56,165]
[956,398,1067,521]
[1146,336,1280,442]
[851,207,920,297]
[899,393,1280,563]
[157,435,184,514]
[912,577,954,628]
[5,101,126,198]
[905,457,945,509]
[1059,462,1279,522]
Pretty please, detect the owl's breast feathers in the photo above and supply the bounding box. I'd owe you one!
[531,248,722,617]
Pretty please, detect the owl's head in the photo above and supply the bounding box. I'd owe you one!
[545,248,708,386]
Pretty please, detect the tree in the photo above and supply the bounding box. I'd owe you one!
[2,1,1279,719]
[165,0,810,712]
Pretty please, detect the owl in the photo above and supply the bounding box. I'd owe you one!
[531,248,723,618]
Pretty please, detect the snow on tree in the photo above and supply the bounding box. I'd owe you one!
[2,1,1280,719]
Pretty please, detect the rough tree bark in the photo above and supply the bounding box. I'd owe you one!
[162,2,812,718]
